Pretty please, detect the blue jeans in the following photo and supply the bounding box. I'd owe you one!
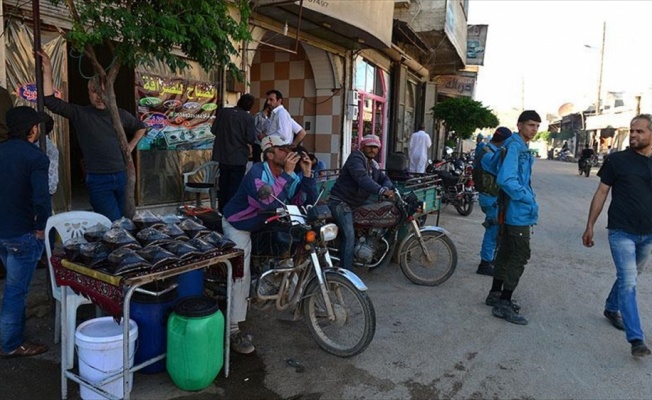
[0,233,44,353]
[479,193,499,263]
[86,172,126,222]
[605,230,652,342]
[329,200,355,270]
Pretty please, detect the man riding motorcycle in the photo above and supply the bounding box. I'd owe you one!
[328,135,395,270]
[578,143,595,173]
[222,135,317,354]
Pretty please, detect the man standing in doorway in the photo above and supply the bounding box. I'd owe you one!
[0,106,51,358]
[582,114,652,357]
[485,110,540,325]
[408,123,431,173]
[474,127,512,276]
[39,51,147,221]
[211,94,256,214]
[265,89,306,148]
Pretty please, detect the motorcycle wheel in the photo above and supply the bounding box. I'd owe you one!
[455,196,474,216]
[398,231,457,286]
[302,273,376,357]
[585,167,590,177]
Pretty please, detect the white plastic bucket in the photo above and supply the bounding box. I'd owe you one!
[75,317,138,400]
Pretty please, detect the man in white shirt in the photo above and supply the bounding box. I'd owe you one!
[265,89,306,148]
[408,123,432,173]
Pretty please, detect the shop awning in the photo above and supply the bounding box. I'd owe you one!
[585,111,635,131]
[253,0,393,50]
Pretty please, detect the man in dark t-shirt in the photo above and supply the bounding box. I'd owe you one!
[582,113,652,358]
[38,51,146,221]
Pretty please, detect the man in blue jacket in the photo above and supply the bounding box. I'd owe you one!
[222,135,317,354]
[485,110,540,325]
[328,135,395,270]
[0,106,51,358]
[475,127,512,276]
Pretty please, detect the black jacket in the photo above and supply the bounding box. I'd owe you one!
[330,150,393,208]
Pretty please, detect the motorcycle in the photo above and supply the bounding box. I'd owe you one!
[578,155,598,177]
[246,186,376,357]
[434,166,475,216]
[328,189,458,286]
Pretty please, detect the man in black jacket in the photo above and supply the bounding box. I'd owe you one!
[210,94,256,213]
[328,135,394,270]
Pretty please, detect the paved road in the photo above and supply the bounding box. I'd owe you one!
[4,159,652,399]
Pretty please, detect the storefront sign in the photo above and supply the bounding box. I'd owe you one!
[135,72,219,150]
[435,74,477,98]
[467,25,488,66]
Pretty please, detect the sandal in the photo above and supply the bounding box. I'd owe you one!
[0,341,48,359]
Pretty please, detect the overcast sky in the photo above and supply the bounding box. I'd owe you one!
[468,0,652,118]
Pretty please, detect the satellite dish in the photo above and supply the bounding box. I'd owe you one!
[558,103,575,117]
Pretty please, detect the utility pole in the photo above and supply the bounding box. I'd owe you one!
[595,21,606,116]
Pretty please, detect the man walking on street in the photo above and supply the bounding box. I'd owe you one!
[485,110,540,325]
[0,106,51,358]
[265,89,306,148]
[474,127,512,276]
[211,94,256,213]
[582,114,652,357]
[39,50,146,221]
[409,123,431,173]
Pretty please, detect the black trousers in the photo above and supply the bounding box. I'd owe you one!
[218,164,246,213]
[493,225,531,291]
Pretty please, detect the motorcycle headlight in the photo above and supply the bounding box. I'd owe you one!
[320,223,338,242]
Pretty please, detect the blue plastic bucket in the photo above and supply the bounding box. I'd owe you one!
[176,269,205,299]
[130,284,178,374]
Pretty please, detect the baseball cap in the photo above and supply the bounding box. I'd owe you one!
[260,135,291,161]
[360,134,381,148]
[261,135,290,151]
[7,106,49,136]
[493,127,512,141]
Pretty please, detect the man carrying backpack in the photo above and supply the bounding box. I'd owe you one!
[473,127,512,276]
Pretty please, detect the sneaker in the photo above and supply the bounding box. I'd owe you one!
[492,299,528,325]
[603,310,625,331]
[631,341,652,357]
[485,291,521,311]
[230,331,255,354]
[477,261,494,276]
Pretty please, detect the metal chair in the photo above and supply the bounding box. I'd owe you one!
[182,161,219,210]
[45,211,112,368]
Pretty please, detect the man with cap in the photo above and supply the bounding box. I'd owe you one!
[475,133,486,157]
[210,93,256,213]
[0,106,51,358]
[473,127,513,276]
[484,111,540,325]
[221,135,317,354]
[328,134,395,270]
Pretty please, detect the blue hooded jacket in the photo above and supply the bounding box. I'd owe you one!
[495,133,538,226]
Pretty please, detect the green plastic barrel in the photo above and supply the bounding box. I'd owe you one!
[166,296,224,391]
